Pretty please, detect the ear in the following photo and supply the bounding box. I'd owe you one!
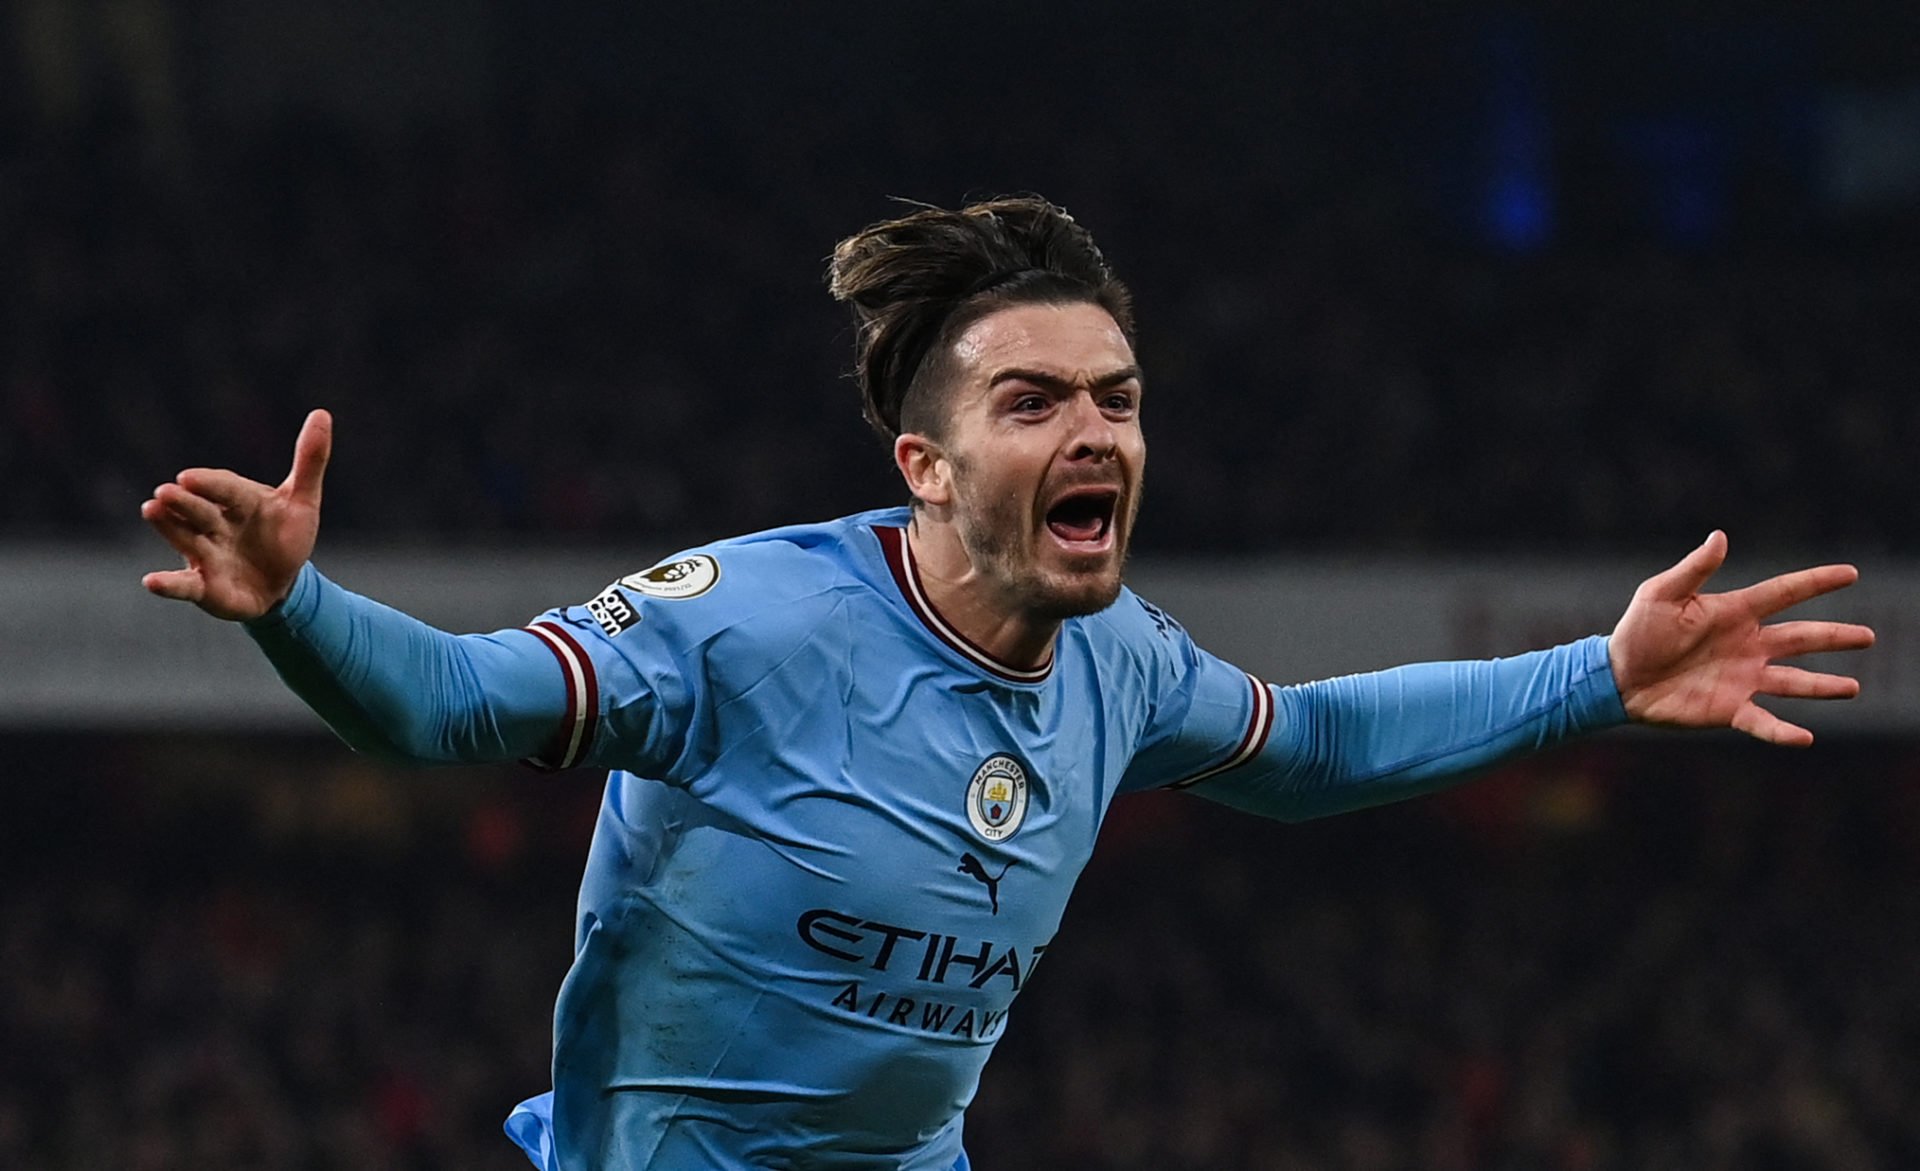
[894,431,953,508]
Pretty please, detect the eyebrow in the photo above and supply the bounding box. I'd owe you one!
[988,365,1144,392]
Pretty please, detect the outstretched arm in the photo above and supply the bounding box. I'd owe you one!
[141,412,570,764]
[1182,534,1873,821]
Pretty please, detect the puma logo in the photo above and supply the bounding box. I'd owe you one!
[957,852,1013,915]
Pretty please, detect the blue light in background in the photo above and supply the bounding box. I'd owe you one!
[1621,114,1730,249]
[1480,17,1554,252]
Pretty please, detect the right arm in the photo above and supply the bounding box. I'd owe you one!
[242,564,574,764]
[141,410,573,765]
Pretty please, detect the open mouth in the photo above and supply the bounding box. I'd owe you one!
[1044,487,1119,548]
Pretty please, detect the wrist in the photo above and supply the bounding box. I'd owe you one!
[246,563,318,630]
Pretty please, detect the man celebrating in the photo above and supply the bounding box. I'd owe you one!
[140,197,1872,1170]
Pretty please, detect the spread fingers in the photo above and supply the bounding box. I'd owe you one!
[140,497,215,560]
[142,567,206,604]
[1738,564,1861,618]
[1730,702,1814,748]
[176,467,268,509]
[1762,620,1876,658]
[1759,664,1860,701]
[152,482,226,533]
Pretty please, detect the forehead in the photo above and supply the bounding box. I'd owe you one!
[948,302,1136,383]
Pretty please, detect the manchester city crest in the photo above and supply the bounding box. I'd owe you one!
[966,754,1030,842]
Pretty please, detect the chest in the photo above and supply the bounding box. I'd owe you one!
[689,632,1145,937]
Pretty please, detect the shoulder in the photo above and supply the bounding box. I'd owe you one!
[583,513,894,648]
[1075,586,1196,680]
[704,508,906,571]
[1080,586,1188,646]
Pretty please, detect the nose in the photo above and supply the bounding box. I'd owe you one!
[1064,390,1119,462]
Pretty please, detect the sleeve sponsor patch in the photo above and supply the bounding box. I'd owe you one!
[618,553,721,600]
[585,586,641,637]
[579,552,720,637]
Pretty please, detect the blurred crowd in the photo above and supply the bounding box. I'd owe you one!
[7,86,1920,556]
[10,11,1920,1171]
[5,734,1918,1169]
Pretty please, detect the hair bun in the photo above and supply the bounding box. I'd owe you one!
[827,196,1134,439]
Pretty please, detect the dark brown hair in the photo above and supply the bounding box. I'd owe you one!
[827,196,1135,440]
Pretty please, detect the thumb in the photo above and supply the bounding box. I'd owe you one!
[1643,530,1727,602]
[282,409,333,505]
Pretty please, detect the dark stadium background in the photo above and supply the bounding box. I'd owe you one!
[6,3,1919,1167]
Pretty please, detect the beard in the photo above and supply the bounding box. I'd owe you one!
[948,454,1138,622]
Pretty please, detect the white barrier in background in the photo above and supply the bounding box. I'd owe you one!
[1,544,1901,732]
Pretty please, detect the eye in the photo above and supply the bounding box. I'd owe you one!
[1011,393,1049,414]
[1102,390,1137,413]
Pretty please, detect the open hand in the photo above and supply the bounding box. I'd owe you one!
[140,409,332,622]
[1609,531,1874,747]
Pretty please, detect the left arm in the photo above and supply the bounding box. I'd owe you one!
[1173,532,1873,821]
[1194,635,1621,822]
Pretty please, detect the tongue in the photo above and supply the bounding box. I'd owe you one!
[1048,515,1103,542]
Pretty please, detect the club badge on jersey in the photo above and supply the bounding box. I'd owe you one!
[966,754,1030,841]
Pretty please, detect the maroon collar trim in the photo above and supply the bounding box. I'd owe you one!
[875,526,1054,684]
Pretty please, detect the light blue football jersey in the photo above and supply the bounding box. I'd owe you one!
[244,503,1619,1168]
[485,506,1625,1169]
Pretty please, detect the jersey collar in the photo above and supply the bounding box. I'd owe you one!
[874,525,1055,685]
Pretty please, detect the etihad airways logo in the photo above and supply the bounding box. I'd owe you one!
[797,909,1047,991]
[798,909,1051,1043]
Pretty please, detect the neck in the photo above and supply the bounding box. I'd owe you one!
[905,515,1059,672]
